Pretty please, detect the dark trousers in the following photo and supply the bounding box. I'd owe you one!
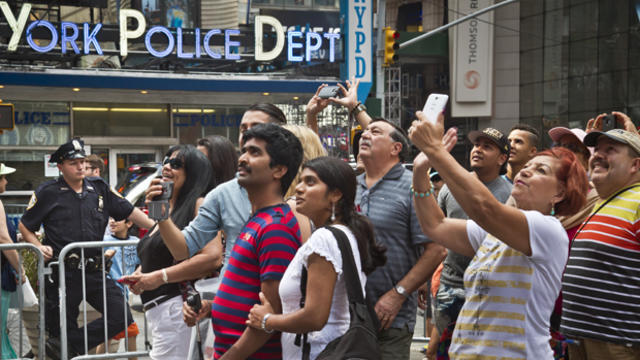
[45,269,133,354]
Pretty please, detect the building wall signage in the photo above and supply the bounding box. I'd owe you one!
[449,0,494,117]
[0,2,341,62]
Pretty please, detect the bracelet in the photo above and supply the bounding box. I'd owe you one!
[161,268,169,284]
[410,185,435,198]
[261,313,274,334]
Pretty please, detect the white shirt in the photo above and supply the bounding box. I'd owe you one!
[449,210,568,360]
[279,225,367,360]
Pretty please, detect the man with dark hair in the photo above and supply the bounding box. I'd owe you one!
[154,103,287,262]
[356,118,446,360]
[18,139,152,359]
[84,154,105,177]
[505,123,539,183]
[195,123,302,359]
[245,103,287,125]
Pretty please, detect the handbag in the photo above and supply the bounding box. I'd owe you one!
[296,226,380,360]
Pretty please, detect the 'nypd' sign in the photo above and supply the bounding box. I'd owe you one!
[341,0,372,101]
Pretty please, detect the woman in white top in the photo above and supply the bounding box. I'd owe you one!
[407,113,588,360]
[246,156,386,359]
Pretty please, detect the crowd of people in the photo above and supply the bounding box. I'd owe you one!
[0,80,638,360]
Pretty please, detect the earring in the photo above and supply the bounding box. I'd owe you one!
[550,204,555,216]
[331,202,336,222]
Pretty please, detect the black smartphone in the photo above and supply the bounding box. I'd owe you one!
[318,85,340,99]
[602,114,616,132]
[148,180,173,221]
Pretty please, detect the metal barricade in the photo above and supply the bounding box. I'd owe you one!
[56,240,150,360]
[0,242,47,360]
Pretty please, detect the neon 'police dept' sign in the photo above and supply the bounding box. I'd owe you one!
[0,2,341,62]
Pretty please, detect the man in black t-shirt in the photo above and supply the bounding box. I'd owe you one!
[19,139,152,359]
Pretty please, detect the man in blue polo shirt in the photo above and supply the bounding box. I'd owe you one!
[356,118,447,360]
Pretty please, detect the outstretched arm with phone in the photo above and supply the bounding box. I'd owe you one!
[586,111,639,136]
[305,77,373,134]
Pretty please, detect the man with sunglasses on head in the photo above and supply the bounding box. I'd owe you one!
[18,138,153,359]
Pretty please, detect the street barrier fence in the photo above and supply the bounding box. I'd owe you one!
[56,239,150,360]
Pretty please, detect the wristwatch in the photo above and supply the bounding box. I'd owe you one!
[394,285,409,298]
[351,102,367,117]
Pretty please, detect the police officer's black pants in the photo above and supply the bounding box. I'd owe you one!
[45,269,133,354]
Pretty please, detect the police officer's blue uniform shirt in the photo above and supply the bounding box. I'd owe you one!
[21,176,134,258]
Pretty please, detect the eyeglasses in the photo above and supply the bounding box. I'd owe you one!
[163,157,183,170]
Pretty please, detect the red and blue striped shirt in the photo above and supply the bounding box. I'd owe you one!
[212,203,301,359]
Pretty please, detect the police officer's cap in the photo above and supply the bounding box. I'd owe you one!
[49,139,86,163]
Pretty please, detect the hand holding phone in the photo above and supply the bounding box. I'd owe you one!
[317,85,341,99]
[117,278,138,286]
[422,94,449,124]
[601,114,617,132]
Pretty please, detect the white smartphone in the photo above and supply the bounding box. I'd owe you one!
[422,93,449,124]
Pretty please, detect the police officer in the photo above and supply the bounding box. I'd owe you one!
[18,138,152,359]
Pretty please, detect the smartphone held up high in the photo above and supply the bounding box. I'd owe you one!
[422,93,449,124]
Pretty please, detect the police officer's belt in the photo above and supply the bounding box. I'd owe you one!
[65,253,110,272]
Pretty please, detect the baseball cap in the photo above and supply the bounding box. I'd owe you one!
[583,129,640,156]
[49,139,87,163]
[548,127,592,155]
[467,128,510,154]
[0,163,16,176]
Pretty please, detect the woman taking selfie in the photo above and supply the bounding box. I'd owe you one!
[246,156,386,359]
[407,113,587,359]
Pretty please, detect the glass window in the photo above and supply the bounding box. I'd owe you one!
[569,0,598,41]
[520,49,544,85]
[520,14,544,52]
[543,78,568,116]
[174,105,245,147]
[0,150,57,192]
[628,69,640,108]
[598,0,628,36]
[73,103,171,137]
[520,82,545,118]
[568,74,597,113]
[598,33,628,72]
[598,70,628,111]
[569,38,598,77]
[0,101,70,146]
[313,0,337,7]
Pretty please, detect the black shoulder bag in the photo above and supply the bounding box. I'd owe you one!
[295,226,380,360]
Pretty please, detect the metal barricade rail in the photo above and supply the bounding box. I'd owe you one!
[0,242,47,360]
[57,240,150,360]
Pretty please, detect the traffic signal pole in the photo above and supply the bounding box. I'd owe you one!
[399,0,519,49]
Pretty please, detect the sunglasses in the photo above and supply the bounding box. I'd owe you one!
[163,157,184,170]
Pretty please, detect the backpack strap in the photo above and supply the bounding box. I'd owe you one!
[295,265,311,360]
[295,225,365,360]
[323,226,365,304]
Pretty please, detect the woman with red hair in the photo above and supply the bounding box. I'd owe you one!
[407,113,587,360]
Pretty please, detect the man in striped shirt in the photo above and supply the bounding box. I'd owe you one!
[212,123,303,359]
[561,128,640,360]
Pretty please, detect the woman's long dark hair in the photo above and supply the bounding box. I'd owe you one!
[303,157,386,274]
[197,135,238,193]
[166,145,212,229]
